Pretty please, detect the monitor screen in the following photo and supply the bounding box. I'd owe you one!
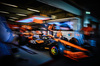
[48,21,75,31]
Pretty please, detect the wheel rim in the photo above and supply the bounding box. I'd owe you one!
[51,46,58,55]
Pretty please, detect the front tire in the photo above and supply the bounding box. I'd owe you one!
[49,45,61,59]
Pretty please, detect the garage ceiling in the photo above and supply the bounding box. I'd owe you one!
[0,0,67,22]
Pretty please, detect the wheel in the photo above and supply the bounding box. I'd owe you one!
[69,37,80,51]
[69,37,79,45]
[49,45,61,59]
[61,37,68,41]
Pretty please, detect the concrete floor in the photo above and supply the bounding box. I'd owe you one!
[11,37,100,66]
[12,45,53,66]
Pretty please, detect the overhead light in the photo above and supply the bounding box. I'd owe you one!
[1,2,18,7]
[16,18,33,23]
[10,17,18,19]
[8,19,15,21]
[27,8,40,12]
[16,14,27,16]
[0,11,9,14]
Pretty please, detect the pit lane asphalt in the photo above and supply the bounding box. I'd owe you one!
[12,44,99,66]
[11,37,100,66]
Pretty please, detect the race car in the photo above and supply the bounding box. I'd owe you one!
[48,35,93,61]
[21,30,93,61]
[27,34,93,61]
[27,35,58,49]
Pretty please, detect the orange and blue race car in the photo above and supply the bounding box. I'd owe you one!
[27,34,93,61]
[48,35,93,61]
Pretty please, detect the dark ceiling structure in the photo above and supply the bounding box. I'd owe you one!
[0,0,99,24]
[0,0,78,23]
[0,0,48,21]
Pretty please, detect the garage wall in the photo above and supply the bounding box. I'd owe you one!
[83,15,99,27]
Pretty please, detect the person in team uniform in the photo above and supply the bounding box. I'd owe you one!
[81,24,93,40]
[48,24,55,35]
[56,29,62,39]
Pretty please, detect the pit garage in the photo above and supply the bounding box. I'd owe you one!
[0,0,99,66]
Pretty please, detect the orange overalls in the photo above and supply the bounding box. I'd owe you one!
[56,31,62,38]
[81,27,93,36]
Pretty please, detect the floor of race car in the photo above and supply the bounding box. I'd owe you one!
[11,38,100,66]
